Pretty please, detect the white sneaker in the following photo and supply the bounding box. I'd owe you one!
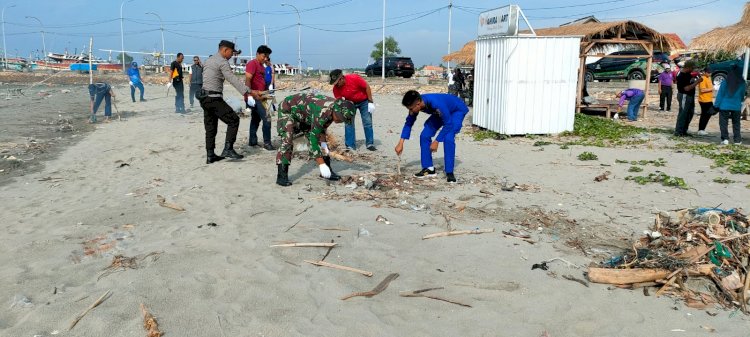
[720,139,729,145]
[697,130,708,136]
[736,142,743,145]
[613,113,619,120]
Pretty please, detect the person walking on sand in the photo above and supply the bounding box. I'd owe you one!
[658,64,673,111]
[330,69,376,151]
[615,88,645,122]
[275,93,355,187]
[715,65,747,145]
[697,68,715,136]
[127,61,145,102]
[674,60,702,136]
[200,40,263,164]
[169,52,186,113]
[88,81,115,123]
[395,90,469,183]
[188,56,203,109]
[245,45,274,150]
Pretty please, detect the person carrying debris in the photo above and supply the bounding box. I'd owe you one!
[127,61,145,102]
[88,81,114,123]
[244,45,274,150]
[615,88,645,122]
[674,60,702,136]
[330,69,377,151]
[275,93,355,186]
[199,40,262,164]
[168,52,186,113]
[715,64,747,145]
[395,90,469,183]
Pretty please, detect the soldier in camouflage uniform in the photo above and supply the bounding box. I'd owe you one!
[276,93,355,186]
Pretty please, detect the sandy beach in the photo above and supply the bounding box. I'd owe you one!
[2,77,750,337]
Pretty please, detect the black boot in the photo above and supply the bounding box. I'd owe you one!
[276,164,292,186]
[322,156,341,181]
[206,150,225,164]
[220,142,244,160]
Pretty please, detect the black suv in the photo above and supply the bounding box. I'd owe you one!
[365,57,415,78]
[585,50,670,83]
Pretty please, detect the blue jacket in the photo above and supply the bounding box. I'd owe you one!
[400,93,468,142]
[715,81,747,112]
[127,67,142,84]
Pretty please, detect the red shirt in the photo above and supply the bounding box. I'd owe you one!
[332,74,369,103]
[245,59,266,91]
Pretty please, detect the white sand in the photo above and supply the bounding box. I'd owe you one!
[1,83,750,336]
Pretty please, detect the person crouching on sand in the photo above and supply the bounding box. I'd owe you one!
[615,88,645,122]
[88,81,114,123]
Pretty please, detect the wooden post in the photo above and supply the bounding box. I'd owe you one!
[576,55,585,113]
[643,41,653,119]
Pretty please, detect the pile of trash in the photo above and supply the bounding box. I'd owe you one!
[588,207,750,313]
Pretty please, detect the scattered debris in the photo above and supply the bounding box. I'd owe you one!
[625,172,688,189]
[562,274,589,287]
[117,163,130,168]
[479,189,494,196]
[399,287,472,307]
[304,260,373,277]
[140,303,163,337]
[98,252,162,281]
[577,151,598,161]
[502,229,535,244]
[270,242,337,248]
[375,215,392,225]
[594,171,611,182]
[156,195,185,211]
[69,290,112,330]
[341,273,399,300]
[422,228,494,240]
[531,262,549,271]
[198,222,218,229]
[9,294,33,308]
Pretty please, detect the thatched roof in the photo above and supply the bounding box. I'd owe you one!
[442,20,674,64]
[442,41,476,65]
[689,2,750,53]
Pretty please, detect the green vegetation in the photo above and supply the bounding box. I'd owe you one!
[577,151,598,161]
[559,144,570,150]
[533,141,552,147]
[615,158,667,167]
[628,166,644,172]
[677,143,750,174]
[560,113,649,147]
[713,177,736,184]
[472,129,509,142]
[625,172,688,189]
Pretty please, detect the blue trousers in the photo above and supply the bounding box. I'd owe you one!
[130,82,144,102]
[626,93,645,121]
[249,100,271,145]
[92,92,112,117]
[173,81,185,112]
[344,100,374,149]
[419,111,467,173]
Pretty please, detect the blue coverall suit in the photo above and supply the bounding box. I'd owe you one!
[400,93,469,174]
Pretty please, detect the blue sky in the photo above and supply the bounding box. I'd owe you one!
[0,0,744,68]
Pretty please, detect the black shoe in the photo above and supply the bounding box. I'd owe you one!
[248,141,259,147]
[221,142,244,160]
[140,98,147,102]
[263,143,275,151]
[321,156,341,181]
[446,173,456,183]
[366,145,377,151]
[276,164,292,186]
[414,168,436,178]
[206,150,225,164]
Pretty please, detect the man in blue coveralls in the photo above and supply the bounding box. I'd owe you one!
[395,90,469,183]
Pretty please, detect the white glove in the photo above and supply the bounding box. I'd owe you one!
[269,84,274,90]
[246,95,256,108]
[166,82,172,88]
[129,81,134,86]
[321,142,330,155]
[368,102,375,114]
[319,163,331,179]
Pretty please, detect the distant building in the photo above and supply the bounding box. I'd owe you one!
[559,16,600,27]
[420,65,444,77]
[662,33,687,55]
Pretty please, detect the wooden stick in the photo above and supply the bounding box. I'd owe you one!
[399,287,472,308]
[341,273,399,300]
[422,228,494,240]
[69,290,112,330]
[156,195,185,212]
[304,260,373,277]
[270,242,337,248]
[588,268,671,284]
[655,244,714,297]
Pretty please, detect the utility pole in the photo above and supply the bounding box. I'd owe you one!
[281,3,302,76]
[25,16,46,62]
[248,0,253,54]
[120,0,134,72]
[2,4,16,70]
[145,12,165,66]
[447,0,452,72]
[381,0,385,81]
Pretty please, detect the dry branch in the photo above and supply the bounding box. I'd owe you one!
[422,228,494,240]
[140,303,163,337]
[69,290,112,330]
[399,287,472,307]
[156,194,185,211]
[341,273,399,300]
[304,260,373,277]
[271,242,337,248]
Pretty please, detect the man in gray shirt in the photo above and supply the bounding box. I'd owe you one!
[200,40,262,164]
[188,56,203,108]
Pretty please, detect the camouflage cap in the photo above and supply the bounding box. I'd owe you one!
[328,98,355,122]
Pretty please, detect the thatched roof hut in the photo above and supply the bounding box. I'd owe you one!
[690,2,750,53]
[441,20,674,65]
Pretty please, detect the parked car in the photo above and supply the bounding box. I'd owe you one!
[365,57,415,78]
[709,57,748,87]
[585,50,669,83]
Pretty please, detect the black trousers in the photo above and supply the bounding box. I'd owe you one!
[659,85,672,111]
[719,109,742,143]
[200,96,240,151]
[698,102,714,131]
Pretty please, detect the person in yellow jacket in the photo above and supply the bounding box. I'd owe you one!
[696,68,714,136]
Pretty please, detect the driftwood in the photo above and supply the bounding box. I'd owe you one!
[422,228,495,240]
[399,287,472,308]
[590,265,715,285]
[69,290,112,330]
[304,260,373,277]
[341,273,399,300]
[156,195,185,211]
[270,242,337,248]
[330,151,353,163]
[140,303,163,337]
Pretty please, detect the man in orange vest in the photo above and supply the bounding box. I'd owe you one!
[168,53,186,113]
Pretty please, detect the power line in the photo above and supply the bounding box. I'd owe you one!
[303,6,447,33]
[305,7,446,26]
[600,0,719,19]
[251,0,353,15]
[455,0,631,12]
[526,0,659,19]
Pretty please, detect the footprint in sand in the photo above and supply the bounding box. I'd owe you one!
[194,272,217,284]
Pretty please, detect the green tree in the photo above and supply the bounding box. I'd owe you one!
[117,52,133,64]
[370,36,401,60]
